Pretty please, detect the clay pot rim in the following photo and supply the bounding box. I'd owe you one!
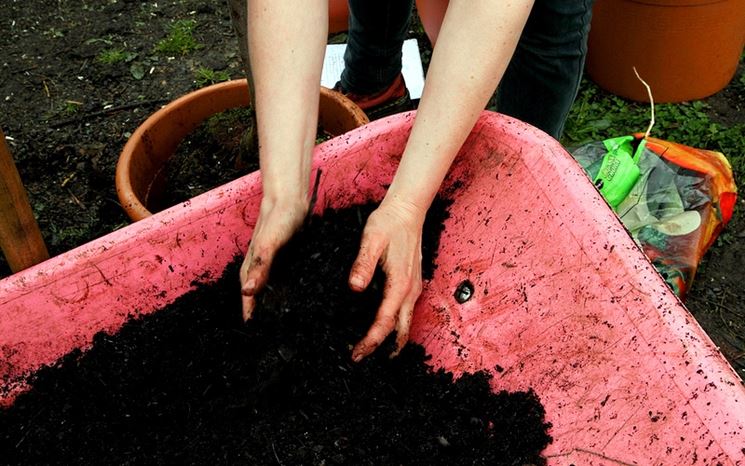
[116,79,368,222]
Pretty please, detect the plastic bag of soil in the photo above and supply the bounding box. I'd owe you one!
[570,134,737,299]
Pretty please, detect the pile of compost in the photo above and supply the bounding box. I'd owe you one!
[0,202,552,465]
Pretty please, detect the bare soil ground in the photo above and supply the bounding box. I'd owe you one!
[1,0,743,377]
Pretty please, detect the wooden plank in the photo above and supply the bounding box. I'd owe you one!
[0,128,49,272]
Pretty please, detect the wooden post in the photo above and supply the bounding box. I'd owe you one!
[0,128,49,272]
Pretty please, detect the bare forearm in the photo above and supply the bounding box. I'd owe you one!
[386,0,534,214]
[247,0,328,203]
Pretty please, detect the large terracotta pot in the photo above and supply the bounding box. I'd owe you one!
[586,0,745,103]
[115,80,368,221]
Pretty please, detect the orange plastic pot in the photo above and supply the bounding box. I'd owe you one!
[586,0,745,103]
[115,79,368,222]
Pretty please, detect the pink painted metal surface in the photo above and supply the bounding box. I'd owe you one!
[1,112,744,465]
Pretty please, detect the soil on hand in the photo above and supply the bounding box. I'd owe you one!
[0,203,553,465]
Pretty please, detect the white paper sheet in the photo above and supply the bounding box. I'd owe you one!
[321,38,425,100]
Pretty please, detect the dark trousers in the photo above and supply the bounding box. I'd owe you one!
[227,0,594,138]
[341,0,594,139]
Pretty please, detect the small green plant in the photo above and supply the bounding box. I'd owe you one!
[85,37,114,46]
[155,19,201,55]
[327,32,348,45]
[97,48,137,65]
[203,107,253,140]
[44,27,65,38]
[48,223,91,249]
[194,67,230,87]
[62,101,81,115]
[716,230,734,247]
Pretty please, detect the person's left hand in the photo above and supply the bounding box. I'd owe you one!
[348,196,426,362]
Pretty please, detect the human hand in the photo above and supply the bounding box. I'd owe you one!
[240,196,308,320]
[348,197,426,362]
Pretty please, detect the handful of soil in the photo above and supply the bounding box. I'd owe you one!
[0,202,552,465]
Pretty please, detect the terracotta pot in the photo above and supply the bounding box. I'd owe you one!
[116,79,368,221]
[415,0,448,46]
[586,0,745,103]
[329,0,350,33]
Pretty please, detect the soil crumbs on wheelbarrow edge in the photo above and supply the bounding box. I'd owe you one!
[0,202,551,465]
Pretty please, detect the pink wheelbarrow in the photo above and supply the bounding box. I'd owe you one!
[1,108,744,465]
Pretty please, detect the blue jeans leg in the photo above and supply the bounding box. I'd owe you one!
[496,0,594,139]
[341,0,414,94]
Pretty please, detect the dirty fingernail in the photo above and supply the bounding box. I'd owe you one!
[351,347,364,362]
[350,275,364,289]
[244,278,256,293]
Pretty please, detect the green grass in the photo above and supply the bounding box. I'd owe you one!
[61,101,81,115]
[43,27,64,38]
[155,19,201,55]
[43,100,82,120]
[97,48,137,65]
[47,223,91,249]
[194,67,231,87]
[563,79,745,191]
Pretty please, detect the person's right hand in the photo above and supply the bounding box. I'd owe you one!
[348,196,427,362]
[240,196,308,321]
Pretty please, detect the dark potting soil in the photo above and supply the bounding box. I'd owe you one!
[156,107,254,212]
[157,107,333,212]
[0,201,552,465]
